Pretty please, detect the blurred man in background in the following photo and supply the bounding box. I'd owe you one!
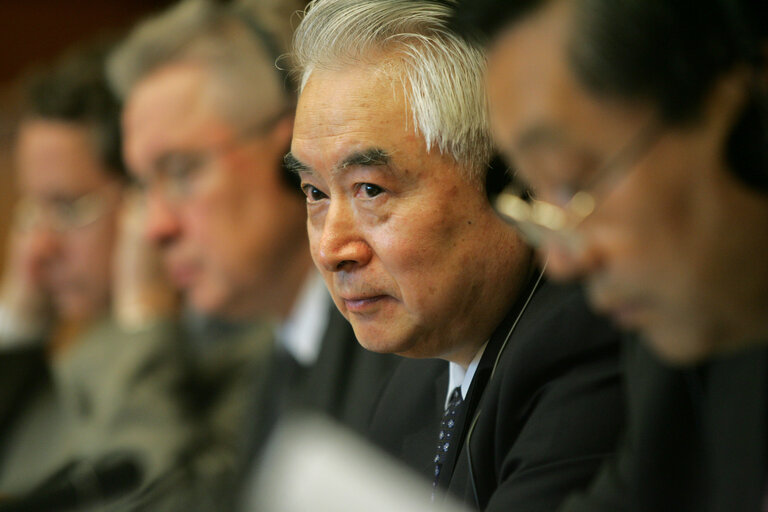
[0,42,190,509]
[110,0,398,508]
[454,0,768,510]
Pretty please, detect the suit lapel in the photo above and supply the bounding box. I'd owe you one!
[292,304,350,416]
[441,272,544,491]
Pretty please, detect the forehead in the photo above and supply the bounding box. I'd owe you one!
[123,64,233,170]
[486,1,579,142]
[16,119,109,193]
[292,63,424,171]
[486,1,648,156]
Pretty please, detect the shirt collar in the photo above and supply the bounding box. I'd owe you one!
[446,341,488,409]
[278,272,331,366]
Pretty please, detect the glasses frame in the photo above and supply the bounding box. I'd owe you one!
[495,120,663,249]
[138,109,293,205]
[15,183,121,233]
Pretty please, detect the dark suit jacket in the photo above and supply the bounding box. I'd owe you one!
[561,340,768,512]
[369,279,625,512]
[288,303,400,434]
[0,346,48,459]
[242,302,400,462]
[145,303,399,512]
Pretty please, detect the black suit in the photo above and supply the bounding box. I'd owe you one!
[286,303,400,434]
[369,279,625,511]
[561,340,768,512]
[0,347,48,456]
[138,302,400,512]
[225,302,401,511]
[239,301,400,465]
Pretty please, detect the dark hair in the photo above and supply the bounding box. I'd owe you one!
[24,41,127,179]
[452,0,768,190]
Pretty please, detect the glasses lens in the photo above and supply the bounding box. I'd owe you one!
[53,194,106,229]
[14,191,109,232]
[494,187,587,252]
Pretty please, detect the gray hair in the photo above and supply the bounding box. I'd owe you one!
[108,0,303,129]
[292,0,492,181]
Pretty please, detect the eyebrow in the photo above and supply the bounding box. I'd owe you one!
[151,151,204,175]
[284,147,392,176]
[284,152,309,174]
[339,148,391,170]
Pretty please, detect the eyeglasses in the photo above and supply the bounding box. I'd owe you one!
[15,185,119,233]
[139,110,291,205]
[495,121,663,250]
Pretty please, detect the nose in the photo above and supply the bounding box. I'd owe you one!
[312,202,373,272]
[144,192,182,247]
[25,225,61,273]
[541,232,603,282]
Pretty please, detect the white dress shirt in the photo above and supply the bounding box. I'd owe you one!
[445,341,488,408]
[277,272,331,367]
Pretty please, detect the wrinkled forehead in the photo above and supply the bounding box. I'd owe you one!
[122,64,236,172]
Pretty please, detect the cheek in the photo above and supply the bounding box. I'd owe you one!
[588,161,706,312]
[69,223,116,271]
[374,207,468,312]
[183,195,228,249]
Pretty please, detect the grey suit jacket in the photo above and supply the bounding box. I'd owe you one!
[0,318,195,507]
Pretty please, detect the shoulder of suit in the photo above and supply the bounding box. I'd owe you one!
[495,281,624,374]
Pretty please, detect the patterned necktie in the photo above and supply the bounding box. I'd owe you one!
[432,386,464,501]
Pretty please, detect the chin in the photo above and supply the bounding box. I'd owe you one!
[643,323,721,366]
[351,322,407,354]
[354,332,399,354]
[188,294,226,319]
[56,297,102,324]
[189,288,257,322]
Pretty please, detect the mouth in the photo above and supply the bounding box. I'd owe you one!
[340,294,390,314]
[167,263,198,289]
[594,296,653,329]
[587,285,652,329]
[606,303,646,327]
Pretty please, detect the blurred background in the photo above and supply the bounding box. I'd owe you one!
[0,0,176,270]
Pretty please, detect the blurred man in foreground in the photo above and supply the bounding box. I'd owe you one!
[454,0,768,510]
[288,1,625,509]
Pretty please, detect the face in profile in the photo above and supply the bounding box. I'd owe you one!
[291,63,524,364]
[123,63,308,320]
[485,0,768,363]
[15,119,123,323]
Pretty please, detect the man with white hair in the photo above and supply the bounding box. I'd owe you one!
[288,0,625,509]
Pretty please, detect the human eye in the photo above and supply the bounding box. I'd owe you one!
[301,183,328,203]
[53,194,102,229]
[355,183,385,199]
[159,154,206,197]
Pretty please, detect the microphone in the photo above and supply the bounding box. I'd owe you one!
[0,452,143,512]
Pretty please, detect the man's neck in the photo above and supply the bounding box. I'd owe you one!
[445,242,536,369]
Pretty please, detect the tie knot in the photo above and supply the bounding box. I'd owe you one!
[448,386,462,409]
